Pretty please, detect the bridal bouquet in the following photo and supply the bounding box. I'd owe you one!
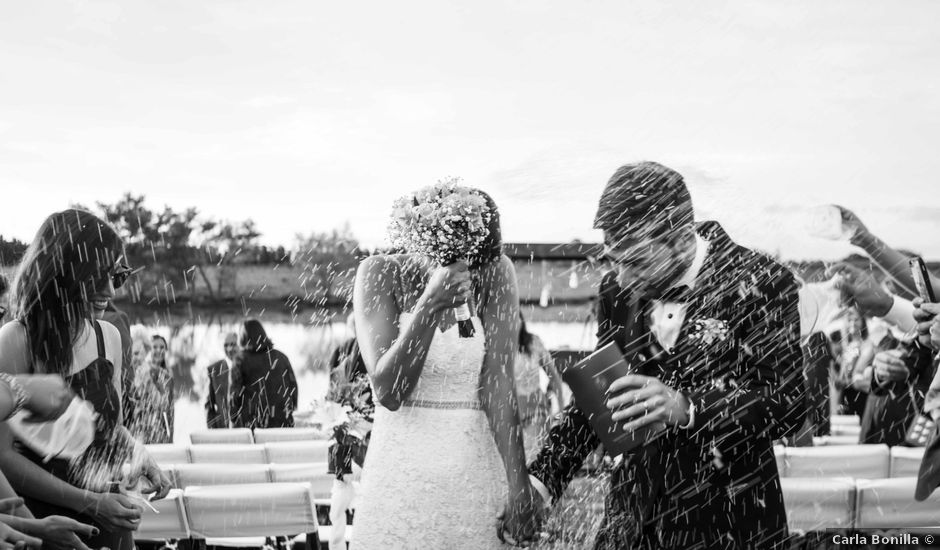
[388,178,492,337]
[304,377,374,480]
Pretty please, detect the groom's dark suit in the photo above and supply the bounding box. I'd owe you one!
[530,221,805,549]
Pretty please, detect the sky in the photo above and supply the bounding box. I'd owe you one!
[1,0,939,260]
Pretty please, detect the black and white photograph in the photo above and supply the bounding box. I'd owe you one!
[1,1,940,549]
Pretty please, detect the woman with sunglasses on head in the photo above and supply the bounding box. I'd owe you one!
[0,209,172,550]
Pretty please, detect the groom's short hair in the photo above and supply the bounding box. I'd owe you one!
[594,161,694,244]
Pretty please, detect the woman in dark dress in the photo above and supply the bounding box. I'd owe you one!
[0,209,172,550]
[232,319,298,429]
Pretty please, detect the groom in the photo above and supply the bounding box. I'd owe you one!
[525,162,805,549]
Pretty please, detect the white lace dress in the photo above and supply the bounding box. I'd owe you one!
[351,313,506,550]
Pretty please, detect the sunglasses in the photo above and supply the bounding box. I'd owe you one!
[111,263,135,290]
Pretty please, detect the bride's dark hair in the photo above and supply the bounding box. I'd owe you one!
[468,190,501,269]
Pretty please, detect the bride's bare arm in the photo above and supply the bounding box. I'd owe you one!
[477,256,527,491]
[354,256,470,411]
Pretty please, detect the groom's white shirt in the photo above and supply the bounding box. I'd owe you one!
[529,235,706,505]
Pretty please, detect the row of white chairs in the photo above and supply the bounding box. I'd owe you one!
[189,428,327,445]
[773,444,927,479]
[146,442,927,479]
[135,477,940,542]
[784,477,940,532]
[137,482,328,543]
[147,441,331,465]
[153,462,334,497]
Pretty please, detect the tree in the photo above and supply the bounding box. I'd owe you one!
[0,236,28,266]
[75,193,264,302]
[293,223,364,306]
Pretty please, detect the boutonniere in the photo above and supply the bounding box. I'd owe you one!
[688,318,731,348]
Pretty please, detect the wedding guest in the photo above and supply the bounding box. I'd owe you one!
[0,209,171,550]
[860,334,935,446]
[523,162,805,549]
[0,352,98,550]
[127,334,174,443]
[514,312,563,461]
[325,316,372,550]
[832,309,871,420]
[205,332,240,429]
[232,319,298,429]
[788,332,834,445]
[833,263,937,444]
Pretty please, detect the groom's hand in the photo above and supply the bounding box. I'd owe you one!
[606,375,690,431]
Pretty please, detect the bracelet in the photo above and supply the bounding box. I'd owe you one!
[0,373,28,419]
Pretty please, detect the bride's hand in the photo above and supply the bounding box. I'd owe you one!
[422,261,471,313]
[497,483,543,546]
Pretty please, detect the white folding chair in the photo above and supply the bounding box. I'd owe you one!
[773,444,786,476]
[856,478,940,528]
[145,444,191,465]
[264,441,331,464]
[190,444,268,464]
[175,463,271,489]
[134,489,191,541]
[253,428,328,444]
[184,482,319,538]
[269,463,334,500]
[780,477,856,532]
[785,445,890,478]
[190,428,254,445]
[891,447,926,478]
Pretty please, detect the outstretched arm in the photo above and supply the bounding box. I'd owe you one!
[839,205,940,298]
[527,273,624,502]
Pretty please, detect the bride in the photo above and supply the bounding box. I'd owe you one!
[350,190,539,549]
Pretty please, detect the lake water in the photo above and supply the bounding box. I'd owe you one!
[140,317,597,444]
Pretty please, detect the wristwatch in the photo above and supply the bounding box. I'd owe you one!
[0,373,28,419]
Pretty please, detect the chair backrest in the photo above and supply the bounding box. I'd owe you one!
[890,447,926,478]
[190,444,268,464]
[832,414,861,426]
[184,483,318,538]
[780,477,856,532]
[785,445,890,479]
[175,463,271,488]
[190,429,254,445]
[856,478,940,528]
[831,424,862,437]
[145,444,191,465]
[265,441,331,464]
[811,435,861,446]
[253,428,329,444]
[269,463,334,500]
[134,489,191,540]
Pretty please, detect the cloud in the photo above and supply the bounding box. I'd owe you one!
[243,95,297,109]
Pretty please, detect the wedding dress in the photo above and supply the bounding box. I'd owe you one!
[351,312,506,549]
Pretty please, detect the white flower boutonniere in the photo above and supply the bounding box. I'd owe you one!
[689,318,731,348]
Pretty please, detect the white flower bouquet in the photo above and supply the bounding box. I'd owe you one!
[388,178,493,337]
[300,376,374,479]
